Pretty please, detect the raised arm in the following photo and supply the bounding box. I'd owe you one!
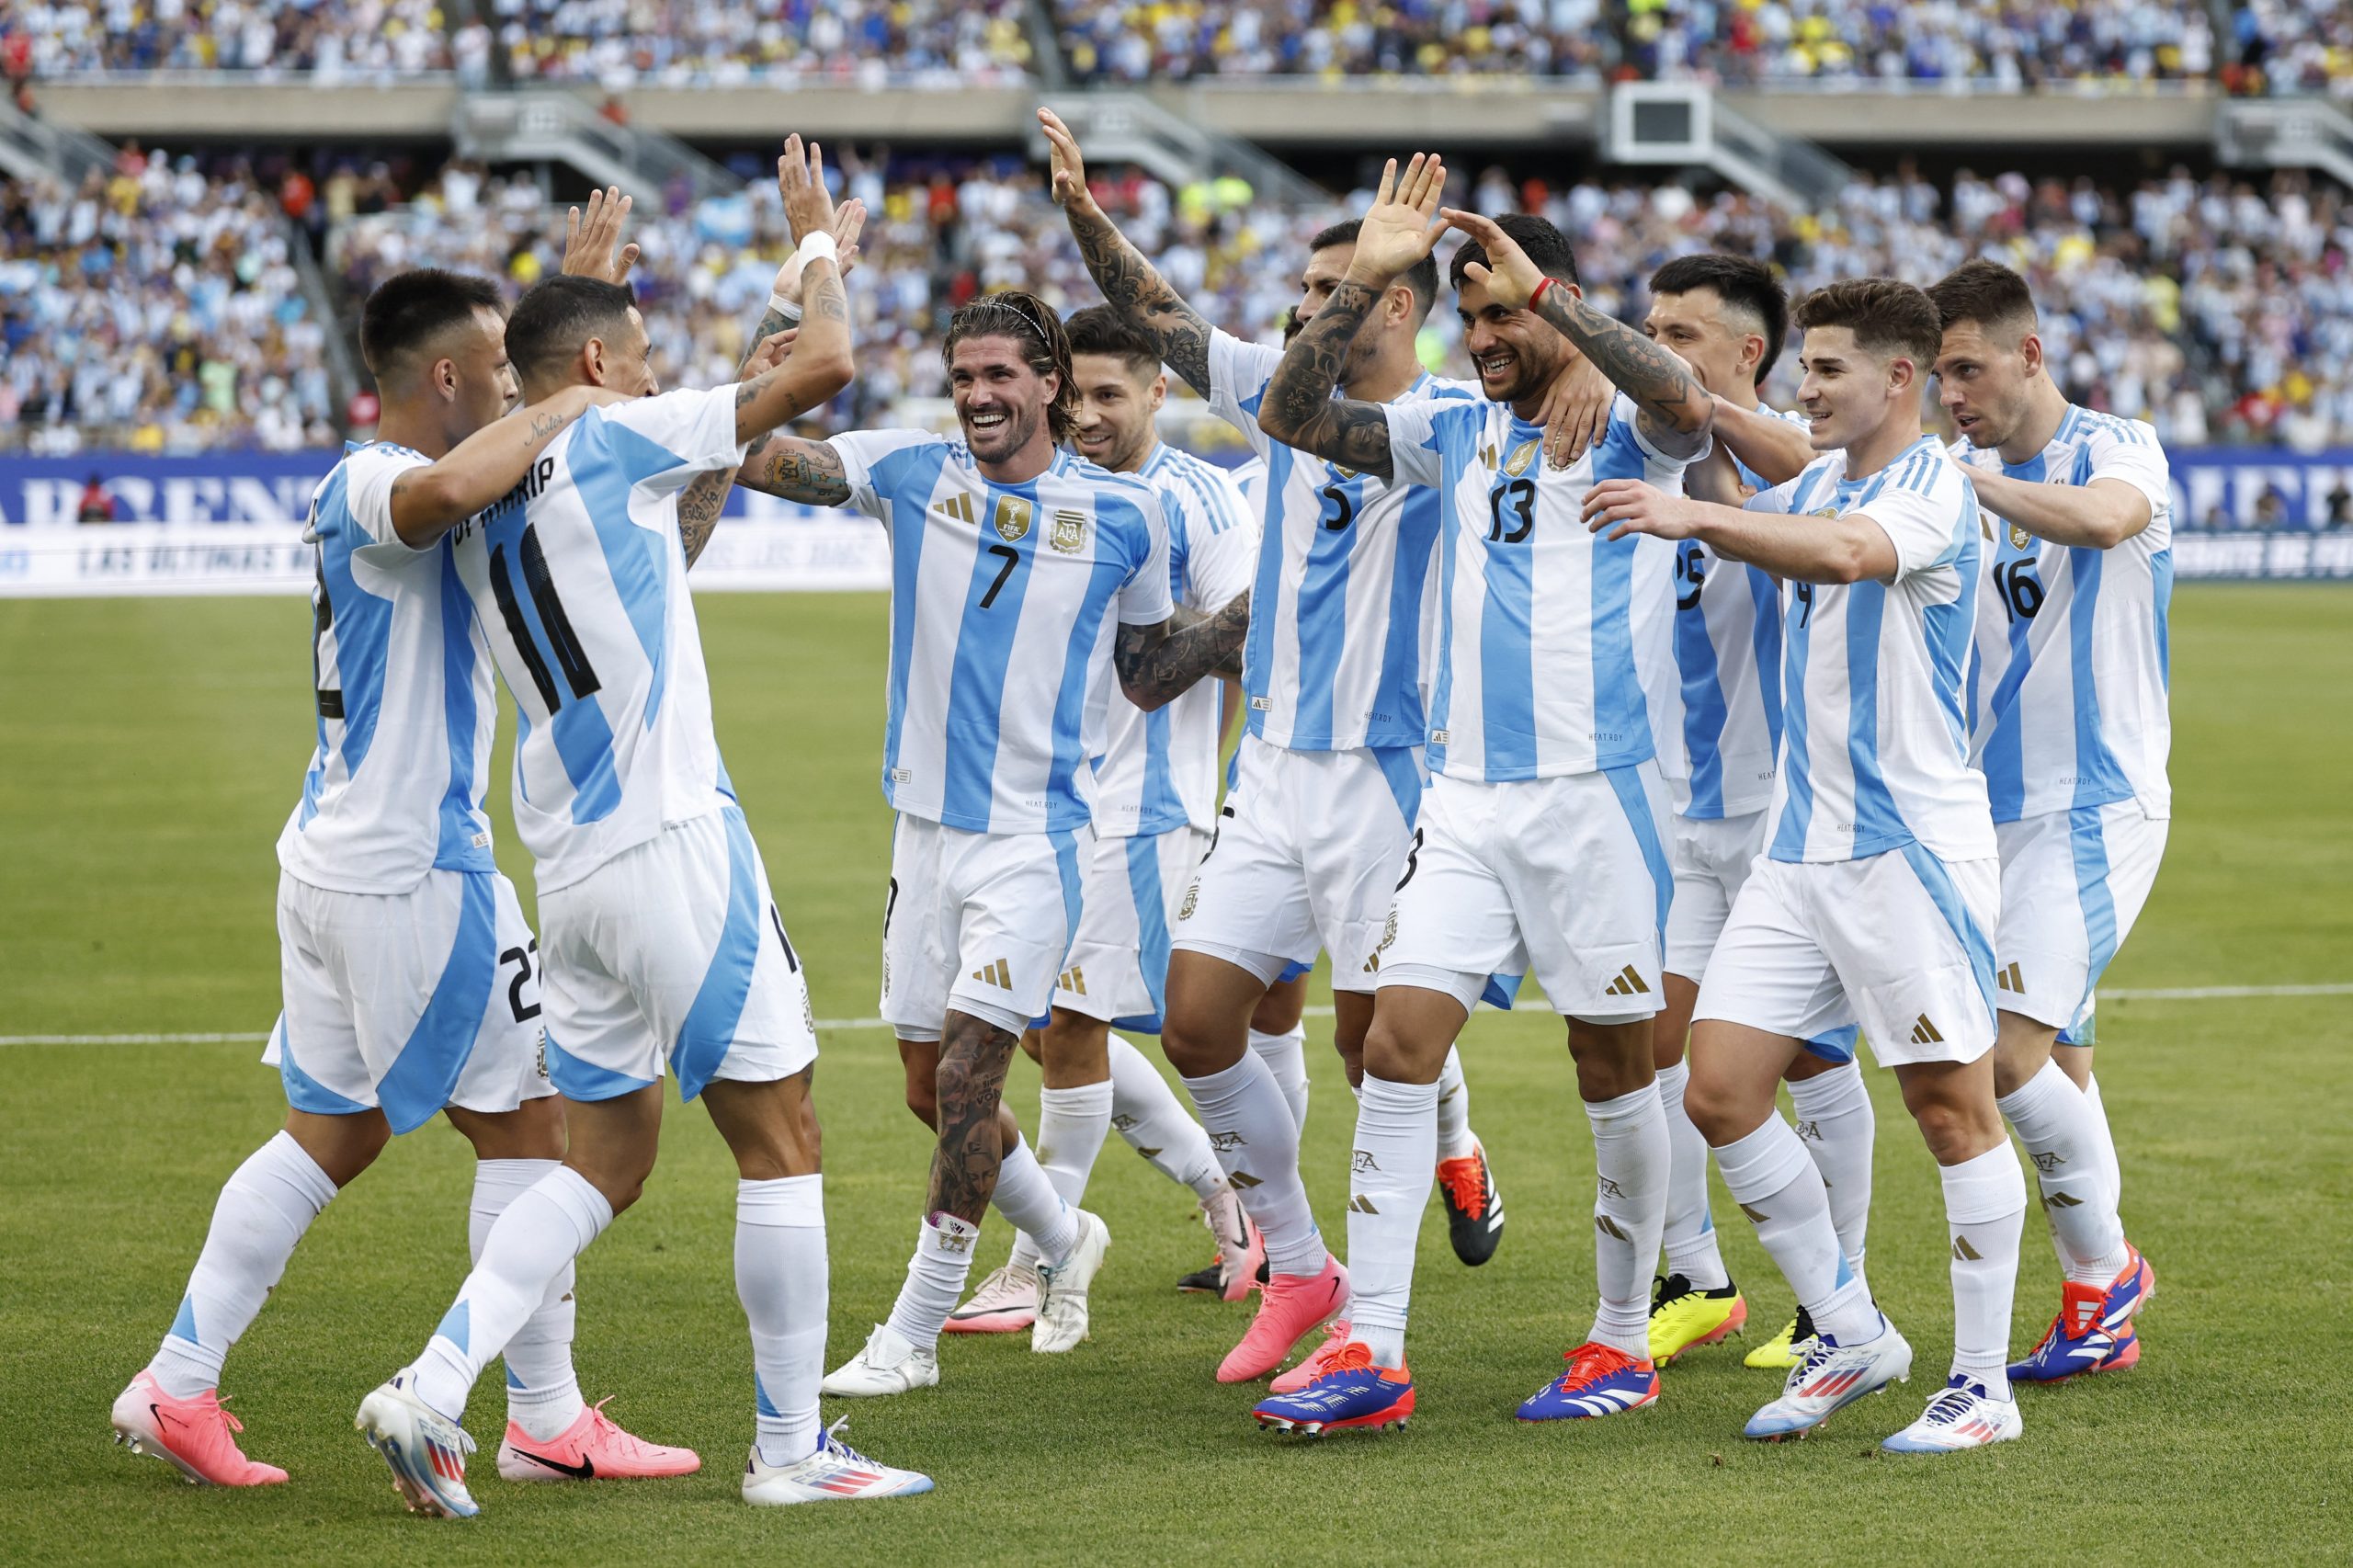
[1038,108,1215,398]
[1256,153,1453,479]
[730,136,854,448]
[676,187,868,563]
[388,384,613,547]
[1112,592,1253,711]
[1582,479,1896,586]
[1441,208,1713,460]
[1965,469,2153,550]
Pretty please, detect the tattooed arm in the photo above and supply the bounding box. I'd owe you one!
[1112,592,1252,710]
[1038,108,1215,397]
[1254,277,1395,479]
[1440,208,1713,460]
[1255,153,1457,477]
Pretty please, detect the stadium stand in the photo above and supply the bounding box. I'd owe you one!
[492,0,1036,87]
[0,152,2301,459]
[0,156,338,453]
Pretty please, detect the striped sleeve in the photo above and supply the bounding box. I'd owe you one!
[1855,451,1968,581]
[2084,417,2172,524]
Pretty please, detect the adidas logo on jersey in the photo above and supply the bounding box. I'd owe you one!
[1603,965,1651,998]
[971,958,1013,989]
[1996,960,2026,994]
[1058,966,1087,997]
[931,494,975,525]
[1909,1014,1945,1045]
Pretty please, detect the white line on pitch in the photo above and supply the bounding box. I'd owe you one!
[4,980,2349,1047]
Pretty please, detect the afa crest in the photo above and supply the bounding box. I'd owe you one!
[1050,508,1088,554]
[2009,523,2033,551]
[1503,438,1541,477]
[1177,881,1199,921]
[993,495,1033,543]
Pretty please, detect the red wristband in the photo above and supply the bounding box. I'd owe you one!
[1529,277,1554,313]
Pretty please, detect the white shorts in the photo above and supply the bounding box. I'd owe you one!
[1665,809,1862,1065]
[1174,733,1424,994]
[267,868,552,1134]
[1052,824,1211,1032]
[1695,845,2001,1069]
[1995,802,2168,1045]
[1372,763,1671,1019]
[882,813,1088,1039]
[1665,809,1770,982]
[537,806,818,1102]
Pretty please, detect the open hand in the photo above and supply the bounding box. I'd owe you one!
[1583,478,1699,541]
[1346,153,1449,286]
[561,187,640,286]
[1438,208,1545,312]
[777,135,836,246]
[772,199,866,308]
[1037,108,1097,213]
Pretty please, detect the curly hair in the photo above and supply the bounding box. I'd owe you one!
[941,290,1079,443]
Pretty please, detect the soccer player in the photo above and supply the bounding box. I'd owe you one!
[1247,168,1702,1431]
[354,140,931,1514]
[718,290,1244,1394]
[946,303,1267,1335]
[1929,258,2165,1381]
[108,267,694,1491]
[1586,278,2028,1454]
[1637,255,1878,1373]
[1038,108,1515,1389]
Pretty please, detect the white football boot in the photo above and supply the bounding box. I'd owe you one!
[1742,1313,1913,1441]
[742,1419,935,1506]
[1881,1376,2024,1454]
[820,1324,940,1399]
[1031,1210,1111,1354]
[355,1370,480,1518]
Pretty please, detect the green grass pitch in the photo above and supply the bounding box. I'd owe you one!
[1,585,2347,1565]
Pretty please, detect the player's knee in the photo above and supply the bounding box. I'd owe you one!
[903,1074,940,1129]
[1907,1096,2002,1164]
[1680,1068,1754,1147]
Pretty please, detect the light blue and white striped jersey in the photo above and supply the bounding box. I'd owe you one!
[1206,328,1478,752]
[1950,405,2174,823]
[1381,392,1687,783]
[1230,455,1267,512]
[278,442,498,895]
[1673,403,1813,820]
[448,384,747,893]
[1087,443,1258,838]
[1750,437,1994,864]
[830,431,1175,835]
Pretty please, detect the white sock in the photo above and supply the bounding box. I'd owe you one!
[1940,1143,2027,1400]
[1655,1061,1730,1291]
[1714,1118,1877,1345]
[883,1212,981,1351]
[149,1131,337,1399]
[1347,1075,1438,1367]
[1434,1046,1476,1163]
[471,1158,584,1441]
[1996,1060,2129,1283]
[738,1176,826,1467]
[1008,1082,1111,1272]
[1247,1023,1311,1133]
[2081,1071,2122,1213]
[1788,1062,1876,1283]
[1183,1052,1325,1278]
[1586,1084,1670,1358]
[990,1136,1077,1267]
[1108,1034,1227,1201]
[413,1166,612,1422]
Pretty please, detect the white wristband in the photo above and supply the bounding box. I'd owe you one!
[795,231,838,266]
[766,291,802,325]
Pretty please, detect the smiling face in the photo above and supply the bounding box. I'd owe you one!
[1069,350,1163,474]
[1793,324,1908,452]
[1643,287,1759,403]
[949,334,1058,466]
[1456,274,1570,406]
[1933,318,2040,449]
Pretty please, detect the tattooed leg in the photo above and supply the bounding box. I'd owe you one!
[926,1011,1023,1225]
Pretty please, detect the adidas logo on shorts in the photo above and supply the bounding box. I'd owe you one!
[1909,1014,1945,1046]
[1995,961,2026,994]
[1602,965,1650,998]
[971,958,1013,989]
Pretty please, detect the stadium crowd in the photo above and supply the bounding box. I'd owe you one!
[0,151,338,453]
[0,0,2348,88]
[9,139,2353,465]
